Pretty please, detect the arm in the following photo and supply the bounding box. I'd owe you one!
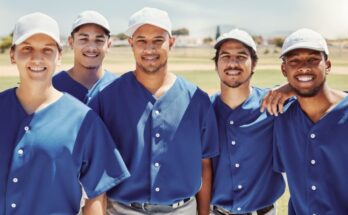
[260,83,294,116]
[196,158,213,215]
[83,193,107,215]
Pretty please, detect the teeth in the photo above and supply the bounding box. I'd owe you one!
[225,70,241,75]
[84,53,98,57]
[29,66,45,72]
[143,56,157,60]
[297,75,313,82]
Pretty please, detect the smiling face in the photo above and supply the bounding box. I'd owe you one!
[69,24,111,70]
[281,49,331,97]
[128,24,175,74]
[216,39,255,88]
[10,33,61,83]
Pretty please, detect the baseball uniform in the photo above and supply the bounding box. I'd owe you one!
[273,96,348,214]
[211,87,285,214]
[53,70,117,104]
[0,88,130,215]
[90,71,219,205]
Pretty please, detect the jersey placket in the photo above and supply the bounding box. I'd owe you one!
[306,128,321,215]
[150,104,164,201]
[226,115,244,213]
[6,116,33,214]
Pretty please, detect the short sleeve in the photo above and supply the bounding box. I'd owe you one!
[201,102,220,159]
[77,111,130,198]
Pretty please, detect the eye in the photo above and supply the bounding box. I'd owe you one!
[43,48,54,54]
[237,55,247,61]
[288,59,300,66]
[21,46,32,53]
[308,58,320,65]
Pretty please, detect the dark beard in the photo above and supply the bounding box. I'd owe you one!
[290,78,326,98]
[137,60,167,74]
[223,71,254,88]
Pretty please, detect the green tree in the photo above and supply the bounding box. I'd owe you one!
[172,28,189,36]
[0,34,13,53]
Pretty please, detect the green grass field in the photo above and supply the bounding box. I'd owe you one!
[0,46,347,214]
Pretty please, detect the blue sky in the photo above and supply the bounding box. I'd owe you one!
[1,0,347,39]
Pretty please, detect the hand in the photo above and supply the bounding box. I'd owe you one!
[260,84,294,116]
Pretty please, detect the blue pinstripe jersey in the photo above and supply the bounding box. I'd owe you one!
[0,88,129,215]
[211,87,285,214]
[90,71,219,205]
[274,96,348,214]
[53,70,117,104]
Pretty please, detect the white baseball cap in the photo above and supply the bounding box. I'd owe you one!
[12,12,61,48]
[214,28,257,52]
[126,7,172,37]
[71,10,110,34]
[280,28,329,58]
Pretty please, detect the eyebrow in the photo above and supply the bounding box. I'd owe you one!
[20,41,57,47]
[220,50,249,56]
[77,33,106,38]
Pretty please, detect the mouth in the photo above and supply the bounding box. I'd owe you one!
[83,52,99,58]
[295,75,314,83]
[142,55,159,62]
[28,66,46,72]
[224,69,242,76]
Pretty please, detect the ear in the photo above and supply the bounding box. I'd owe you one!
[251,61,256,72]
[325,59,331,75]
[281,62,287,77]
[128,37,134,48]
[68,36,74,49]
[107,38,112,49]
[56,51,62,67]
[10,48,15,64]
[169,36,175,50]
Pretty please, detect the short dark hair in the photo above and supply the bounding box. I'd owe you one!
[71,24,110,38]
[281,51,328,62]
[212,40,258,67]
[11,43,62,53]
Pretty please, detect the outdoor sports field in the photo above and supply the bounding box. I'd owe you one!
[1,46,347,214]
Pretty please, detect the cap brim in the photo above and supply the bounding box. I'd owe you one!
[280,42,327,58]
[13,30,61,48]
[125,22,172,37]
[71,22,110,34]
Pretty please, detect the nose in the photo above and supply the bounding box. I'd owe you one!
[143,43,156,54]
[30,51,44,64]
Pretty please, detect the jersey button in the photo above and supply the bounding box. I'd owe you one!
[11,203,16,208]
[311,185,317,191]
[237,207,241,211]
[17,149,24,156]
[237,185,243,190]
[12,178,18,183]
[155,133,160,138]
[154,162,160,167]
[154,110,160,115]
[310,133,316,139]
[229,120,234,125]
[235,163,240,168]
[155,187,160,192]
[231,141,236,145]
[24,126,30,132]
[310,160,316,165]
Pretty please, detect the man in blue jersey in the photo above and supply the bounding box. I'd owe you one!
[90,7,219,215]
[273,28,348,214]
[0,12,129,215]
[210,29,287,215]
[53,10,117,104]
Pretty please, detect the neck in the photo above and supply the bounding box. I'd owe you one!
[297,85,347,123]
[134,66,176,98]
[220,82,252,109]
[16,82,62,114]
[68,64,104,89]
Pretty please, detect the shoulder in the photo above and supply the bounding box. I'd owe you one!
[0,87,15,99]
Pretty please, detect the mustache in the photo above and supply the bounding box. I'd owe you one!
[223,67,243,73]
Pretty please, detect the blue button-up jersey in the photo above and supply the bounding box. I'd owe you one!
[211,87,285,213]
[90,71,219,205]
[0,88,130,215]
[274,96,348,214]
[53,70,117,104]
